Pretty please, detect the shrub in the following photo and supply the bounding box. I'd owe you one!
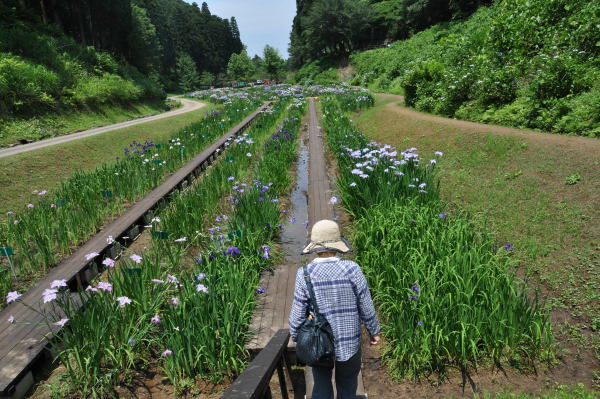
[0,23,164,117]
[555,87,600,137]
[70,73,142,106]
[291,60,340,85]
[0,54,60,114]
[350,0,600,136]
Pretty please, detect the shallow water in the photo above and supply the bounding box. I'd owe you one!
[279,130,310,264]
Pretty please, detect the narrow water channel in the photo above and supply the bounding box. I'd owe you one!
[279,128,310,263]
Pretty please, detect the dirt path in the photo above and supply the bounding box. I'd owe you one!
[376,93,600,154]
[0,97,206,159]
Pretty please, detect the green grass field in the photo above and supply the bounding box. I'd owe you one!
[0,101,217,215]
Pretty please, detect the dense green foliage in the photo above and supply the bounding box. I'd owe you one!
[233,46,288,83]
[227,50,256,82]
[175,53,200,93]
[351,0,600,136]
[0,23,162,116]
[289,60,340,85]
[262,45,286,81]
[289,0,488,67]
[0,0,244,120]
[321,89,552,378]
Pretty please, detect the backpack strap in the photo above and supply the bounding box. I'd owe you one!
[303,265,321,315]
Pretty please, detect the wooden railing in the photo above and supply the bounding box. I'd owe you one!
[221,329,293,399]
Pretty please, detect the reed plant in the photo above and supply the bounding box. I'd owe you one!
[8,96,307,397]
[0,97,262,302]
[320,91,553,380]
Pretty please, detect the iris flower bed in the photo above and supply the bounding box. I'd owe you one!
[6,97,306,397]
[320,92,552,380]
[0,98,262,304]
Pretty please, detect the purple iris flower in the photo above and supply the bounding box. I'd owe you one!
[225,246,240,257]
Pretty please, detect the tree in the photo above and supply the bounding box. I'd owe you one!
[252,55,264,71]
[290,0,374,64]
[199,71,215,87]
[128,4,161,74]
[263,45,285,81]
[227,50,255,81]
[175,52,199,92]
[303,0,373,57]
[230,16,240,40]
[201,1,210,15]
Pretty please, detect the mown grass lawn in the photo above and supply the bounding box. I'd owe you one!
[0,99,184,149]
[0,102,217,215]
[354,94,600,390]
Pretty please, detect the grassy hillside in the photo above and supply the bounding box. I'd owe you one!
[0,17,166,145]
[351,0,600,137]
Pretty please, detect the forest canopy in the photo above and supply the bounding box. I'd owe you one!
[0,0,243,116]
[289,0,491,67]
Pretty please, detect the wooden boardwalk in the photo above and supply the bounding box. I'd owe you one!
[0,103,272,397]
[247,98,366,398]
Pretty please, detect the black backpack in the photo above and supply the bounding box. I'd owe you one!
[295,265,335,367]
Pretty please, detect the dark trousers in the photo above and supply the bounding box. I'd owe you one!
[311,349,361,399]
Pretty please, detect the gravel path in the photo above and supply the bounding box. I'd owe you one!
[0,97,206,159]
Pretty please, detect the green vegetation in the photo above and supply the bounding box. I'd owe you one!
[0,102,214,215]
[289,0,488,68]
[0,0,244,145]
[290,60,340,85]
[480,384,598,398]
[262,45,286,81]
[0,100,175,148]
[0,99,256,303]
[175,53,200,93]
[0,25,163,115]
[289,0,373,67]
[321,90,552,379]
[28,97,306,396]
[355,94,600,391]
[351,0,600,137]
[227,50,256,82]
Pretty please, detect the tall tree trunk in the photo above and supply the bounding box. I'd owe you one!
[71,0,87,46]
[39,0,48,24]
[49,0,63,29]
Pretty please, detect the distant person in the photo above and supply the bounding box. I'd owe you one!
[289,219,380,399]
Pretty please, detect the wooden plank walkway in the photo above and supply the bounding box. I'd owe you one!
[247,98,366,398]
[0,102,272,397]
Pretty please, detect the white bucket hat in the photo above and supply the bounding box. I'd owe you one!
[302,219,351,254]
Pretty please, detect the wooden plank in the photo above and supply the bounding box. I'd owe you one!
[302,98,367,399]
[0,102,272,395]
[221,329,290,399]
[270,265,292,337]
[246,269,274,351]
[256,266,280,349]
[306,98,333,225]
[282,263,299,333]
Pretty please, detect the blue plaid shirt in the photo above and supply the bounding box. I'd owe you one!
[288,257,380,361]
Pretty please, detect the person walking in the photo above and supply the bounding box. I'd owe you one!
[289,219,380,399]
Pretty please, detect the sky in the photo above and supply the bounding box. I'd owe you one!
[184,0,296,59]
